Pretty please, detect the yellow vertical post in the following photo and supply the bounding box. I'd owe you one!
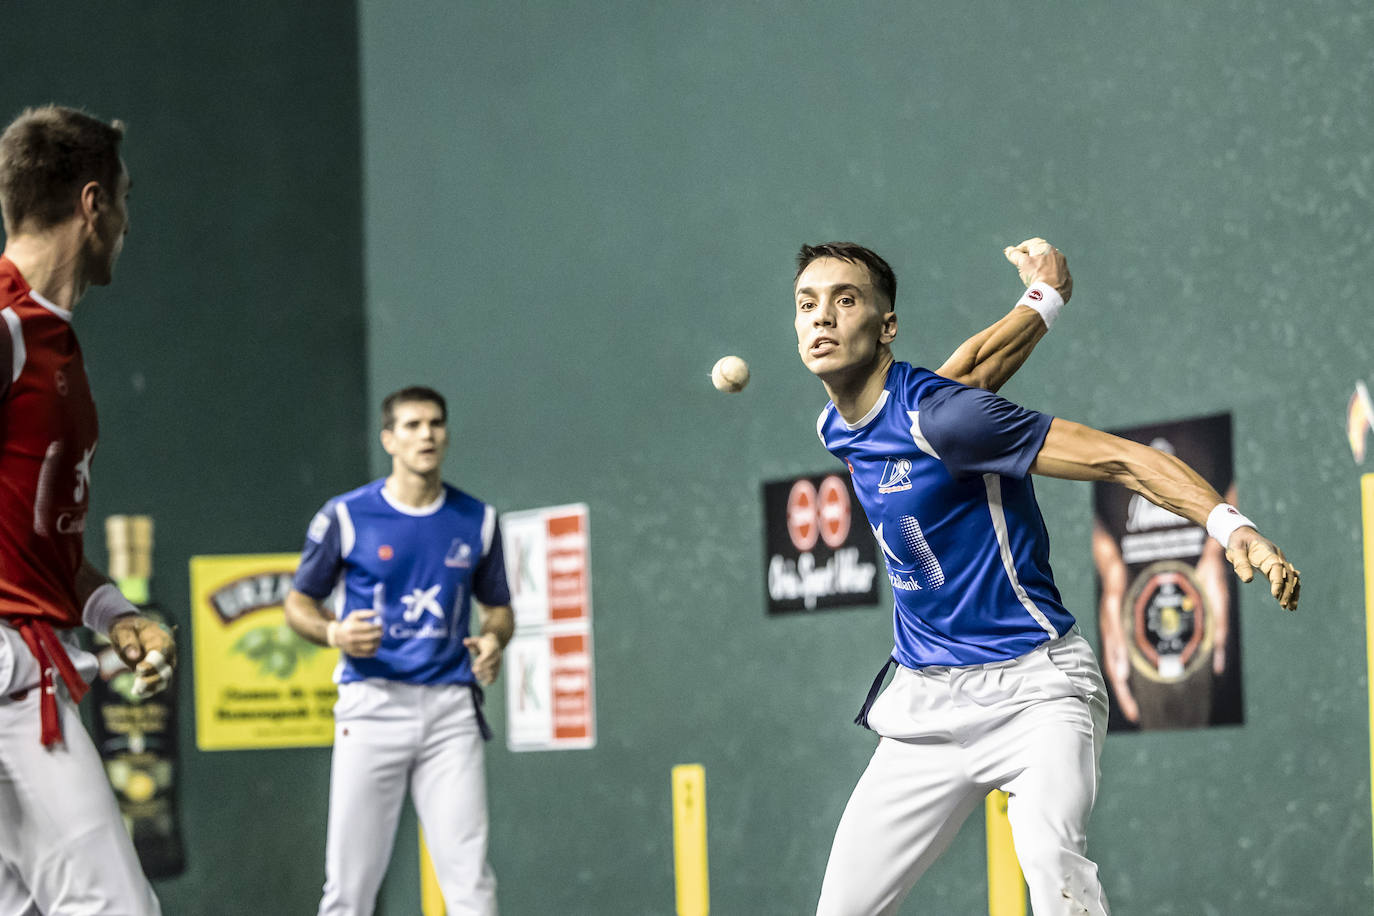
[420,825,445,916]
[986,790,1027,916]
[672,763,709,916]
[1362,474,1374,881]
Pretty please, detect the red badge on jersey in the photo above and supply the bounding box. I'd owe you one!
[378,545,394,561]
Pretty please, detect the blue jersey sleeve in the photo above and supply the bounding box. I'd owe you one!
[293,502,344,599]
[918,384,1053,479]
[473,518,512,606]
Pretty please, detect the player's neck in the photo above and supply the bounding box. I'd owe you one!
[2,230,93,312]
[823,350,894,424]
[384,469,443,508]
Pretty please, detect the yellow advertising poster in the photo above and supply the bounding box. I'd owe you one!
[190,553,339,750]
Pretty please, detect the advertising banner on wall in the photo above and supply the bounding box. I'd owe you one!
[1091,413,1243,732]
[190,553,340,750]
[762,472,879,615]
[501,504,596,751]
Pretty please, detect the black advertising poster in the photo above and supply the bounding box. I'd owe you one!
[763,472,879,614]
[1092,413,1243,732]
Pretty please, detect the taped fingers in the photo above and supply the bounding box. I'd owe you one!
[1226,546,1255,582]
[131,648,174,698]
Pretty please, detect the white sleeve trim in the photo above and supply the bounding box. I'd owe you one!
[336,502,356,559]
[480,504,496,559]
[1,308,24,384]
[907,410,940,460]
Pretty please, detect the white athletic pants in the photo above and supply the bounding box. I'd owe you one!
[0,689,160,916]
[0,858,40,916]
[816,631,1110,916]
[319,680,496,916]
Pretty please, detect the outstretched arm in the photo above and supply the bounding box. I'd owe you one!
[936,238,1072,392]
[1031,419,1301,610]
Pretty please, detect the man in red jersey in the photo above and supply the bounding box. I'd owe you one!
[0,106,174,916]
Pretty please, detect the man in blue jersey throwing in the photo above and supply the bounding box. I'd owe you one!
[796,242,1300,916]
[285,385,513,916]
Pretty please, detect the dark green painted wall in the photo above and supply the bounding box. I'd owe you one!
[3,1,1371,914]
[359,2,1374,914]
[0,3,368,914]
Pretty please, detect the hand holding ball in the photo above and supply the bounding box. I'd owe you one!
[711,356,750,393]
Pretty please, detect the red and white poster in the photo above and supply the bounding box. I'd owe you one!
[501,503,596,751]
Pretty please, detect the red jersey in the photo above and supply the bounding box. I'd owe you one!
[0,256,99,628]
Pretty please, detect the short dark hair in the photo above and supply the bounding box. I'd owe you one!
[381,386,447,430]
[0,106,125,234]
[795,242,897,311]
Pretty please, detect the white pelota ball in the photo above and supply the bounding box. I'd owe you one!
[711,355,750,393]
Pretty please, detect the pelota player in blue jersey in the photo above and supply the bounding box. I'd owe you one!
[285,385,514,916]
[796,242,1300,916]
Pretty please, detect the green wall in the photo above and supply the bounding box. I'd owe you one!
[358,1,1374,914]
[2,1,1371,914]
[0,3,368,914]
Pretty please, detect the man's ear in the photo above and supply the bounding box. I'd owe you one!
[380,428,395,455]
[880,311,898,344]
[78,180,103,223]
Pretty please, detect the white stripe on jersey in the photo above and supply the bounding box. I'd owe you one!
[336,502,356,558]
[480,504,496,559]
[1,308,24,384]
[983,473,1058,639]
[906,410,940,460]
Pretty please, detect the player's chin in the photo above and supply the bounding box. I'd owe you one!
[803,352,852,380]
[800,352,832,376]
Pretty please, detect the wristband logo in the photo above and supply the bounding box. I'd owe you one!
[1027,288,1044,301]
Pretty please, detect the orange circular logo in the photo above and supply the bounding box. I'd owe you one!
[787,480,819,551]
[378,545,394,560]
[818,475,851,549]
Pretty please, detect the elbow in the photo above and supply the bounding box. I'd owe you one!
[282,590,313,636]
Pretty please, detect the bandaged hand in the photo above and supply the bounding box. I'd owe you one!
[1225,528,1301,611]
[108,614,177,697]
[1003,237,1073,302]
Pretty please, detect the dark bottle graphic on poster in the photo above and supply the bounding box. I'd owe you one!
[86,514,186,877]
[1091,413,1244,732]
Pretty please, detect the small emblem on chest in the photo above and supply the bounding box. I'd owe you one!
[877,458,913,494]
[444,539,473,568]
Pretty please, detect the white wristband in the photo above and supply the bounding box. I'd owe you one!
[82,583,139,636]
[1206,503,1257,547]
[326,620,340,649]
[1017,281,1064,330]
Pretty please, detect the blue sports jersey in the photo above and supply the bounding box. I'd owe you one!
[818,361,1074,668]
[293,480,511,685]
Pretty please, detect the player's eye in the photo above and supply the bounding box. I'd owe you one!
[798,301,815,311]
[838,296,855,306]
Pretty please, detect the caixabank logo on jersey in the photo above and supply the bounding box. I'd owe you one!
[763,472,879,614]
